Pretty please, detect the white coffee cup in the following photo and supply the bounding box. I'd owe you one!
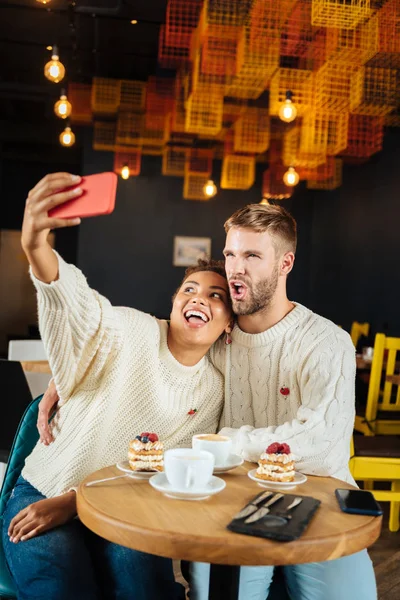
[192,433,232,467]
[164,448,214,491]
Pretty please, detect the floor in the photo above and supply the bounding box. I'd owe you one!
[174,507,399,599]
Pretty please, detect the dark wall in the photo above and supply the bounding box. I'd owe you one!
[306,129,400,337]
[79,130,313,318]
[0,147,81,264]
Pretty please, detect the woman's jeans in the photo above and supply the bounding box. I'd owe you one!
[2,476,185,600]
[189,550,377,600]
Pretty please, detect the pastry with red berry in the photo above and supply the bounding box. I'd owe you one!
[128,433,164,472]
[256,442,295,482]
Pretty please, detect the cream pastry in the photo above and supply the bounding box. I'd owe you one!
[256,442,295,482]
[128,432,164,472]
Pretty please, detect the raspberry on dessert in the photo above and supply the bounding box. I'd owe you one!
[148,433,158,442]
[266,442,280,454]
[279,443,291,454]
[140,432,150,438]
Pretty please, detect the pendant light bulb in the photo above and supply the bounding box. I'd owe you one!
[121,165,130,180]
[36,0,51,4]
[278,91,298,123]
[54,91,72,119]
[283,167,299,187]
[203,179,217,198]
[260,198,270,205]
[44,45,65,83]
[59,126,75,147]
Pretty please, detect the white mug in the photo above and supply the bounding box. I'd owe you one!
[164,449,214,491]
[362,346,374,360]
[192,433,232,467]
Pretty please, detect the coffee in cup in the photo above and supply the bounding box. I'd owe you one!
[164,448,214,491]
[192,433,232,467]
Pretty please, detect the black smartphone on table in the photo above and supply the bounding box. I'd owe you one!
[335,488,383,516]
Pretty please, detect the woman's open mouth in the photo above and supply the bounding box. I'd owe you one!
[184,309,210,328]
[230,281,248,301]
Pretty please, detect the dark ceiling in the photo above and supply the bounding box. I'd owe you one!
[0,0,168,153]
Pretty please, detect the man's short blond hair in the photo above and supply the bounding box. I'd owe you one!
[224,204,297,255]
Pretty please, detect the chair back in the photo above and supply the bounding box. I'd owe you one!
[0,395,41,600]
[365,334,400,424]
[350,321,370,348]
[0,395,41,516]
[0,360,35,462]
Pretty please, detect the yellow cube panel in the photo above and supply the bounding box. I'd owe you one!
[307,158,342,190]
[300,111,349,156]
[315,62,355,113]
[343,115,384,158]
[183,172,212,200]
[93,121,116,151]
[350,67,399,116]
[162,146,189,176]
[283,126,326,168]
[269,68,314,118]
[234,108,270,154]
[185,86,224,135]
[92,78,121,115]
[119,80,146,112]
[221,155,255,190]
[262,165,293,200]
[325,14,378,65]
[116,112,143,147]
[311,0,371,30]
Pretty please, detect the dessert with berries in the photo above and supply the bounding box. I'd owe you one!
[256,442,295,482]
[128,432,164,472]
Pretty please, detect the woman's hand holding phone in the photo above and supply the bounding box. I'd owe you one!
[21,172,83,283]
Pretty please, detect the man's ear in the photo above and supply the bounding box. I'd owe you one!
[280,251,295,276]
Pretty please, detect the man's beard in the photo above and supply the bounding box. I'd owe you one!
[232,265,279,316]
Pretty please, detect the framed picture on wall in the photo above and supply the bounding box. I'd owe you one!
[173,236,212,267]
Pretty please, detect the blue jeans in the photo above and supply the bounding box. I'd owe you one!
[2,476,185,600]
[189,551,377,600]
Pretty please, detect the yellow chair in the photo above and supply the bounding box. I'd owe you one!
[350,436,400,532]
[350,321,370,348]
[355,333,400,436]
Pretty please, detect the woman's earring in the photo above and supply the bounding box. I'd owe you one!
[225,328,232,345]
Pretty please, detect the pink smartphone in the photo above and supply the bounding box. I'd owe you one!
[49,172,117,219]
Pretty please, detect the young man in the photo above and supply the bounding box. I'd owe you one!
[191,203,377,600]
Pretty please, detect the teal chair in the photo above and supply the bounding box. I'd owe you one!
[0,395,42,599]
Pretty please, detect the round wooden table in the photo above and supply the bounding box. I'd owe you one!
[77,462,381,599]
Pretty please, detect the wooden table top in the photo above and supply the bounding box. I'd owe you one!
[77,463,382,567]
[20,360,51,374]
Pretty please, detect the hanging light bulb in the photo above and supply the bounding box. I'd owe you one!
[260,198,270,205]
[59,126,75,147]
[44,45,65,83]
[278,91,298,123]
[36,0,51,4]
[203,179,217,198]
[283,167,300,187]
[121,165,130,180]
[54,90,72,119]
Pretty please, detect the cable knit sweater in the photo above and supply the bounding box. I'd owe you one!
[212,304,357,485]
[22,252,225,498]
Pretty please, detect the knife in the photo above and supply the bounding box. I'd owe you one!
[244,493,285,523]
[232,491,275,520]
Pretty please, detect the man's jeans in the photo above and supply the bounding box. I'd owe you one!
[2,476,185,600]
[188,551,377,600]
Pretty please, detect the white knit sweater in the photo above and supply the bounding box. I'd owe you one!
[22,252,225,497]
[212,303,357,485]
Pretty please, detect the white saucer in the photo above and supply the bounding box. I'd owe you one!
[248,469,307,490]
[149,473,226,500]
[213,453,244,474]
[116,461,159,480]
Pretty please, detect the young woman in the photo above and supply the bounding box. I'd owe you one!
[2,172,233,600]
